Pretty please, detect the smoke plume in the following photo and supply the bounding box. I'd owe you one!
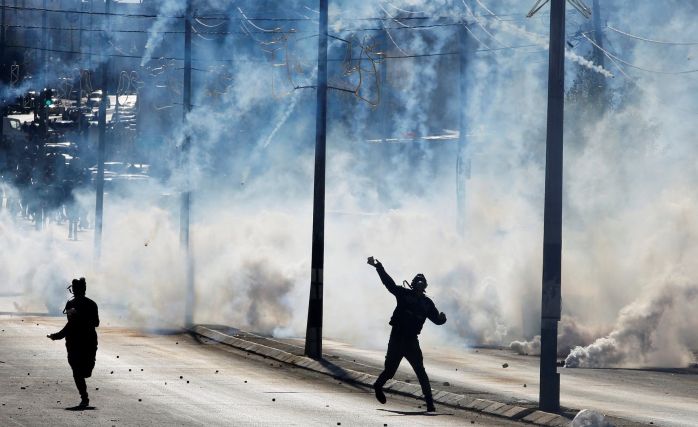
[566,278,698,368]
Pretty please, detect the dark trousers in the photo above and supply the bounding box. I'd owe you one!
[67,347,96,399]
[374,331,433,405]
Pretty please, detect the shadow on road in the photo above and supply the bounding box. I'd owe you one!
[64,406,96,411]
[376,409,453,416]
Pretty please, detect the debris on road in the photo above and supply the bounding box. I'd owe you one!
[571,409,614,427]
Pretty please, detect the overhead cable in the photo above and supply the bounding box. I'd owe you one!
[583,33,698,75]
[473,0,548,40]
[606,25,698,45]
[461,0,548,54]
[603,54,698,115]
[383,1,429,15]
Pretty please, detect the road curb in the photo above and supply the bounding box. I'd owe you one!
[190,325,571,426]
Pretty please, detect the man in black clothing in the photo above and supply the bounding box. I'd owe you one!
[48,278,99,407]
[368,257,447,412]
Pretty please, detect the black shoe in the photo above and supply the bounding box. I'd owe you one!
[374,385,387,404]
[426,404,436,412]
[79,397,89,408]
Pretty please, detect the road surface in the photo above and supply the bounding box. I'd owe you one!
[0,313,528,427]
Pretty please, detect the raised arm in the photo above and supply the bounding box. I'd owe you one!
[368,257,399,295]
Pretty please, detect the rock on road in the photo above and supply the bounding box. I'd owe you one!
[0,314,524,427]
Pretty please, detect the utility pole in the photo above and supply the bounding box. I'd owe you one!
[536,0,565,412]
[182,0,194,327]
[42,0,47,89]
[379,21,388,142]
[94,0,110,263]
[591,0,606,103]
[304,0,328,360]
[1,0,6,78]
[456,23,471,237]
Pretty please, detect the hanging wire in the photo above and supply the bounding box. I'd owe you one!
[384,24,411,56]
[606,25,698,46]
[473,0,548,40]
[294,11,319,26]
[204,65,235,111]
[383,1,429,14]
[526,0,550,18]
[462,0,548,53]
[194,18,228,28]
[1,4,181,19]
[237,7,276,33]
[567,0,592,19]
[116,71,145,114]
[146,57,184,110]
[259,28,311,99]
[582,33,698,75]
[604,54,698,115]
[339,34,386,106]
[378,2,431,31]
[459,21,510,59]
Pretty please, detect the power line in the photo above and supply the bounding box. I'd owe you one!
[603,53,698,115]
[582,33,698,75]
[461,0,548,54]
[472,0,549,40]
[606,25,698,46]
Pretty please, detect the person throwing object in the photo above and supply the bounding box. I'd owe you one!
[48,278,99,408]
[367,257,447,412]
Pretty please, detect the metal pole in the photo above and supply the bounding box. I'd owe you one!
[304,0,329,360]
[456,24,471,238]
[379,21,388,141]
[182,0,194,327]
[94,0,110,263]
[1,0,6,76]
[539,0,565,413]
[591,0,605,102]
[42,0,46,89]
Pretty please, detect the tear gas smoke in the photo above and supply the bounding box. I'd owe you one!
[565,50,615,78]
[1,1,698,364]
[566,279,698,368]
[141,0,187,67]
[510,315,612,356]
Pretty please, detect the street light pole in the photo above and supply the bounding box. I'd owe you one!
[94,0,110,263]
[538,0,565,412]
[304,0,329,360]
[591,0,606,104]
[181,0,194,327]
[42,0,47,89]
[456,23,471,238]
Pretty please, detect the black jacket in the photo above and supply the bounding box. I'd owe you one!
[53,295,99,349]
[376,265,446,338]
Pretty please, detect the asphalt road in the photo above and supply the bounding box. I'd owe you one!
[312,339,698,427]
[0,314,527,427]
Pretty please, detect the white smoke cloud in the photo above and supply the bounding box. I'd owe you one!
[510,315,612,356]
[141,0,187,67]
[566,278,698,368]
[4,0,698,365]
[566,50,615,78]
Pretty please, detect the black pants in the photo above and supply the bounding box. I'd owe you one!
[374,331,433,405]
[67,347,96,399]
